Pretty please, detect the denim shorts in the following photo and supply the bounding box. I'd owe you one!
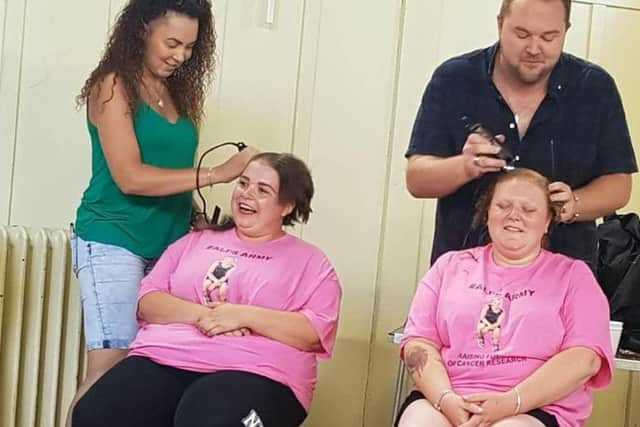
[71,231,156,350]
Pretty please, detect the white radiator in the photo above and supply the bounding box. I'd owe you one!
[0,226,83,427]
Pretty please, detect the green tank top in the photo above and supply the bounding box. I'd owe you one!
[75,103,197,258]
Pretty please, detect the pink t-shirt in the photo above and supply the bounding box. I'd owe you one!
[401,245,614,427]
[128,228,342,410]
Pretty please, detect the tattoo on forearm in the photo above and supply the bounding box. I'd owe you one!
[406,347,429,377]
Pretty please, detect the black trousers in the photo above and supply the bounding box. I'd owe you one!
[73,356,307,427]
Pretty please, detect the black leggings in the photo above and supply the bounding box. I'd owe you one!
[73,356,307,427]
[395,390,560,427]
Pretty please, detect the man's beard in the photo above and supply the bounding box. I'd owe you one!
[507,59,553,85]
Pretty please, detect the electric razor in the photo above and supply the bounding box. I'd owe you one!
[461,116,518,170]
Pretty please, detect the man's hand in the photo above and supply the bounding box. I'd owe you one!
[549,181,578,223]
[462,133,506,179]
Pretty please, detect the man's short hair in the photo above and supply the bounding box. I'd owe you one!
[499,0,572,27]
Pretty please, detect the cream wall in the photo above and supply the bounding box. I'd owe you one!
[1,1,640,426]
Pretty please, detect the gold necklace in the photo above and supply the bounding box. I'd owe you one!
[142,80,165,109]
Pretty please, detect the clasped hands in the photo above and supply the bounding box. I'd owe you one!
[440,390,518,427]
[195,301,251,337]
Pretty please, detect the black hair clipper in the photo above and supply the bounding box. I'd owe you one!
[461,116,518,170]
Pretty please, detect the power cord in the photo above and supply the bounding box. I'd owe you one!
[194,141,247,225]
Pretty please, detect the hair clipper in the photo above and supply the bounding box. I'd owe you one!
[461,116,518,170]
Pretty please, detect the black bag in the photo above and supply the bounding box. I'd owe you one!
[596,213,640,354]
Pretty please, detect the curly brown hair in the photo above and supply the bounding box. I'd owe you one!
[76,0,215,126]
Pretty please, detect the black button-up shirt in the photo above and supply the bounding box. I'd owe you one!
[407,44,637,267]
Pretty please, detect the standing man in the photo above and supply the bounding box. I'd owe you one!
[406,0,636,267]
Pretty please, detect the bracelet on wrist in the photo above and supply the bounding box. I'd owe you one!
[433,389,454,411]
[206,166,214,188]
[513,385,522,414]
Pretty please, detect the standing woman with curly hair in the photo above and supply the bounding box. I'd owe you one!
[68,1,255,423]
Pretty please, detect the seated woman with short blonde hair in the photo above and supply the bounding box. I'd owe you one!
[397,168,614,427]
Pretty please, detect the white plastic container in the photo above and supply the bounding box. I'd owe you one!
[610,320,623,354]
